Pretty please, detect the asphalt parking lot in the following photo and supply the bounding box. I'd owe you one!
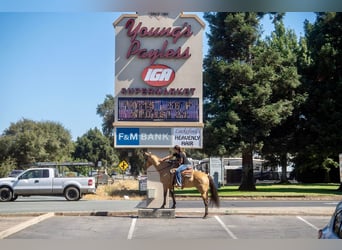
[0,213,330,239]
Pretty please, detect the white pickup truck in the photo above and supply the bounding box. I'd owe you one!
[0,167,96,202]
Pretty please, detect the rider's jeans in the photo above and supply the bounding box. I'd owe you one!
[176,164,188,186]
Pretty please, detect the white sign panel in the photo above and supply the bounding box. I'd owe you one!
[173,127,202,147]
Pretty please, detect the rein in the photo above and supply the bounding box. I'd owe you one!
[157,162,174,172]
[150,162,174,172]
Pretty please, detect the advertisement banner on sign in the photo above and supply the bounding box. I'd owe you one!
[117,97,199,122]
[116,127,172,147]
[173,127,202,147]
[115,127,202,148]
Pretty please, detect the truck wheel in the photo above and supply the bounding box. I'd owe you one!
[64,186,80,201]
[0,187,13,202]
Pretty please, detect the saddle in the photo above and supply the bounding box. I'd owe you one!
[170,166,194,183]
[182,167,194,178]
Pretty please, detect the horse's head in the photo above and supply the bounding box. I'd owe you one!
[143,151,161,169]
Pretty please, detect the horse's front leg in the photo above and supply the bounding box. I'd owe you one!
[160,189,167,209]
[169,187,176,209]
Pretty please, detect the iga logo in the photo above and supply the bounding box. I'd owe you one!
[141,64,175,87]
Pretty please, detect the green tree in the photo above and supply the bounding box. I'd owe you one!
[203,12,303,190]
[96,95,147,176]
[96,94,115,138]
[294,12,342,187]
[0,119,74,166]
[0,158,17,178]
[73,128,119,169]
[261,16,307,183]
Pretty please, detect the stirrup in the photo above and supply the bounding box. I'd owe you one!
[174,183,182,188]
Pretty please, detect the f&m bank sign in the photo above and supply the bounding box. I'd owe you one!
[115,127,202,148]
[113,12,204,148]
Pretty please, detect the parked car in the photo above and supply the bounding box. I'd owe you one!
[318,201,342,239]
[8,170,24,177]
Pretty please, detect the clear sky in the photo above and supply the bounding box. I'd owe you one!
[0,12,316,141]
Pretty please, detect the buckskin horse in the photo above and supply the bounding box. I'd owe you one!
[144,152,220,218]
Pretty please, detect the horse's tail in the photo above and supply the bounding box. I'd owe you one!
[208,175,220,208]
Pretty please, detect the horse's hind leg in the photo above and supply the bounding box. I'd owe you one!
[201,192,209,219]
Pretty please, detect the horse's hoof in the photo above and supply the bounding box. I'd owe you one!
[202,214,208,219]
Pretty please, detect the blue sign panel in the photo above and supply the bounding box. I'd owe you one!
[116,128,139,145]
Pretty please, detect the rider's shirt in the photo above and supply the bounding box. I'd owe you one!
[173,152,191,165]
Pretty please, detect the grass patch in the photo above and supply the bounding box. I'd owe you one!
[84,180,342,200]
[175,183,342,198]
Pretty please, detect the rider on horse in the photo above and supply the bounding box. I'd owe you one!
[160,145,191,188]
[144,151,220,218]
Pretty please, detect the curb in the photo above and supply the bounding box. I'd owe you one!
[0,207,335,218]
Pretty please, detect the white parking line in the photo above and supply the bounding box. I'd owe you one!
[214,215,238,239]
[127,217,137,240]
[0,212,55,239]
[296,216,319,231]
[324,202,338,205]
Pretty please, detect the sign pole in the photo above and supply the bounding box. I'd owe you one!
[145,148,169,208]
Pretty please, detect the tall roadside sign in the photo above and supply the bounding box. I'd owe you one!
[113,12,205,149]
